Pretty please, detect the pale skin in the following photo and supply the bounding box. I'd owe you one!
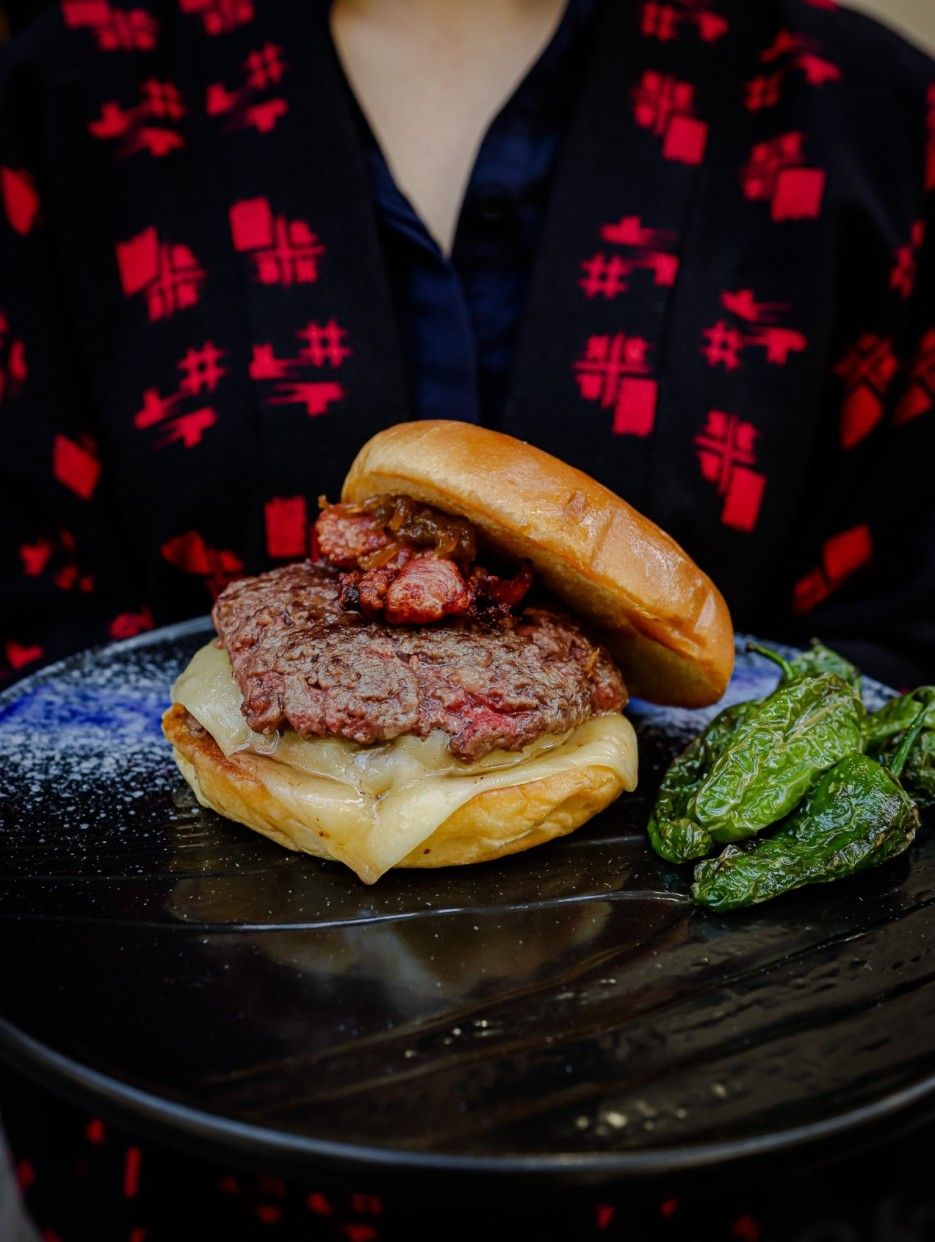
[330,0,568,255]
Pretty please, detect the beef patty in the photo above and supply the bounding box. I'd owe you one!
[213,562,627,761]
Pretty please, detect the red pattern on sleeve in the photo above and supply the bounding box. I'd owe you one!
[52,434,101,499]
[229,197,325,285]
[61,1,158,51]
[744,29,840,112]
[264,495,314,559]
[835,334,899,448]
[20,529,94,594]
[4,640,44,672]
[134,342,226,450]
[573,333,657,436]
[0,309,27,406]
[160,532,244,598]
[701,289,807,371]
[793,525,873,615]
[894,329,935,424]
[206,45,289,136]
[249,320,349,417]
[116,227,205,320]
[694,411,766,532]
[89,81,186,159]
[890,220,925,298]
[639,2,729,45]
[180,0,254,36]
[580,217,678,298]
[632,71,708,165]
[1,167,41,235]
[741,133,826,221]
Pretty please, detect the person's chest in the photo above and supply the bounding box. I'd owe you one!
[37,0,924,628]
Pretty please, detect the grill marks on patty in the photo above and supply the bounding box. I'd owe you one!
[212,562,627,761]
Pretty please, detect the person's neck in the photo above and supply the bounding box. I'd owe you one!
[335,0,565,55]
[331,0,568,254]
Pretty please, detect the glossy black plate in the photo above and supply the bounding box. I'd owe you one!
[0,621,933,1191]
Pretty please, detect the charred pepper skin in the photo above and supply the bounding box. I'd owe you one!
[691,713,925,912]
[647,701,754,863]
[867,687,935,810]
[688,670,866,844]
[690,758,919,910]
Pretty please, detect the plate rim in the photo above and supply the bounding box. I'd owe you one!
[1,619,930,1184]
[1,1013,933,1186]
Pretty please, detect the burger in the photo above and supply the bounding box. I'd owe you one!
[163,421,733,884]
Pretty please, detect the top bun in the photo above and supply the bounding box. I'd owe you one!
[342,421,734,706]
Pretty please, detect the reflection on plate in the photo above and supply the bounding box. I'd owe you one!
[0,620,932,1186]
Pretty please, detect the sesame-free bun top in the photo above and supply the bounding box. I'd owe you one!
[342,421,734,706]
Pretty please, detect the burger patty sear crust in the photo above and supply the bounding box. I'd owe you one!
[213,562,627,761]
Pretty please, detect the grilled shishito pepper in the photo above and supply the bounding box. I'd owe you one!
[755,639,861,691]
[691,711,926,912]
[688,656,866,844]
[647,701,754,863]
[867,687,935,810]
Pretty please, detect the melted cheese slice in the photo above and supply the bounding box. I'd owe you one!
[172,642,638,882]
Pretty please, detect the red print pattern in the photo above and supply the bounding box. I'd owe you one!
[573,334,657,436]
[4,640,44,673]
[4,0,935,1226]
[1,167,41,236]
[207,45,288,135]
[694,411,766,531]
[580,216,678,298]
[135,342,225,448]
[20,529,93,594]
[116,228,204,320]
[109,608,154,639]
[793,525,872,614]
[230,198,324,285]
[632,73,708,165]
[161,531,244,597]
[264,495,315,559]
[179,0,254,35]
[894,330,935,425]
[53,435,101,499]
[890,220,925,299]
[701,289,807,370]
[0,311,27,407]
[744,30,840,112]
[90,81,186,159]
[61,1,158,50]
[639,1,728,44]
[835,334,899,447]
[741,133,826,221]
[249,320,349,417]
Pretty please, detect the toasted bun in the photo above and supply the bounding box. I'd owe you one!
[342,421,733,706]
[163,704,632,883]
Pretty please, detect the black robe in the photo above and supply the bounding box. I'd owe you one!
[1,0,934,687]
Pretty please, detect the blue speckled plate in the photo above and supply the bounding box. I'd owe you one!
[0,621,932,1190]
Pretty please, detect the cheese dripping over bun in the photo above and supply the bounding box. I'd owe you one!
[165,643,638,884]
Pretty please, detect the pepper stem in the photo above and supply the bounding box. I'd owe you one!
[746,642,795,679]
[887,705,927,779]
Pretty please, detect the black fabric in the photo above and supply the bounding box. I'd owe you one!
[0,1,934,686]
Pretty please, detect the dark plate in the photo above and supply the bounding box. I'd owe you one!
[0,621,933,1192]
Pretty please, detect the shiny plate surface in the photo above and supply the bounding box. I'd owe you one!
[0,620,932,1188]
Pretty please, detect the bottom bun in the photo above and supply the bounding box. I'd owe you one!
[163,704,633,882]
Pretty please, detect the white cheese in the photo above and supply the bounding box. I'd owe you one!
[172,642,638,882]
